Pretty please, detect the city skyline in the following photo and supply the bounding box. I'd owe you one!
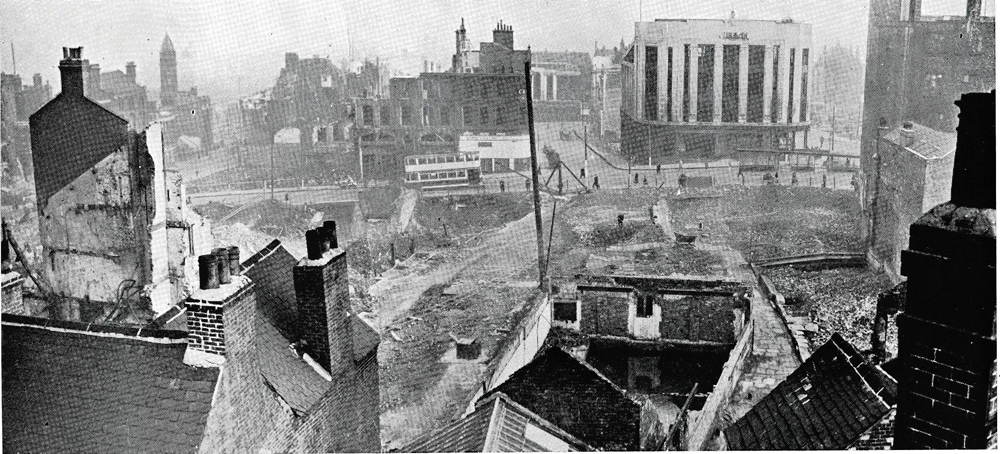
[0,0,915,104]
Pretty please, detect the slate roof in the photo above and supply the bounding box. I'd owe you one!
[1,314,218,453]
[481,347,646,451]
[400,393,593,452]
[883,123,956,160]
[724,333,898,450]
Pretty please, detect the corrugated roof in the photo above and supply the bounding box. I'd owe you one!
[2,314,218,453]
[883,123,956,160]
[724,333,897,450]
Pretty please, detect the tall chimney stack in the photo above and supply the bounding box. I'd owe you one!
[293,221,354,373]
[894,90,997,449]
[125,61,136,83]
[87,63,101,97]
[58,47,86,98]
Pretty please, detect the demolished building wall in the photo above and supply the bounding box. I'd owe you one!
[30,48,174,319]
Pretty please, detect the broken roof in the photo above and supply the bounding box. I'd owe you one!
[724,333,897,450]
[400,393,593,452]
[883,123,956,160]
[1,314,218,453]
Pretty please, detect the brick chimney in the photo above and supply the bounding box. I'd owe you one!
[493,20,514,50]
[293,224,354,374]
[32,73,42,87]
[125,61,136,83]
[185,246,255,361]
[58,47,86,98]
[895,90,996,449]
[900,121,916,148]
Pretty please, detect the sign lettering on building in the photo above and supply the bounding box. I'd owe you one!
[724,32,749,40]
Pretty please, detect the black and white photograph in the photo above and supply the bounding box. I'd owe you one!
[0,0,995,451]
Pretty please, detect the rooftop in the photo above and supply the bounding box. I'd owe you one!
[883,122,957,160]
[724,333,897,450]
[1,314,218,453]
[399,393,593,452]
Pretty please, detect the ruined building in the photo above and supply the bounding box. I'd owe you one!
[29,47,211,321]
[1,72,52,177]
[531,51,593,122]
[593,43,625,140]
[2,225,382,452]
[621,18,813,162]
[860,0,995,262]
[158,33,214,157]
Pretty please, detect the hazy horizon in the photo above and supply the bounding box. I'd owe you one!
[1,0,989,104]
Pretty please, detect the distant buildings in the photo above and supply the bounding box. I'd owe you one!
[29,47,210,320]
[621,18,812,162]
[1,72,52,177]
[592,43,625,140]
[859,0,995,276]
[531,51,593,122]
[159,34,214,159]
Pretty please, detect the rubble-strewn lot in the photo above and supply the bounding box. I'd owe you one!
[413,193,533,243]
[768,266,896,357]
[669,185,863,259]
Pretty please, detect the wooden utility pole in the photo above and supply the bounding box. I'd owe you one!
[525,60,546,291]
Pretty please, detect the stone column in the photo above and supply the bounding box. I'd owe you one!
[552,74,558,101]
[776,46,790,124]
[713,44,723,124]
[659,44,670,121]
[687,45,698,123]
[738,43,749,123]
[672,45,685,122]
[791,47,803,124]
[762,45,774,123]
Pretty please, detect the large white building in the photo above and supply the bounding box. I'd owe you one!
[621,17,812,161]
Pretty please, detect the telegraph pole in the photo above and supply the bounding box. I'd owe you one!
[525,60,546,291]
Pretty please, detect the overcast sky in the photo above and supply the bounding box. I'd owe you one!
[0,0,989,104]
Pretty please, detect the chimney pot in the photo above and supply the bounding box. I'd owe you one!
[198,254,219,289]
[318,227,332,253]
[323,220,339,249]
[227,246,240,276]
[306,229,324,260]
[214,248,232,285]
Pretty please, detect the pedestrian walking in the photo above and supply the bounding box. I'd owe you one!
[580,167,586,178]
[617,214,625,228]
[643,175,648,186]
[525,179,531,192]
[499,180,505,192]
[593,175,600,189]
[791,172,798,186]
[678,173,688,189]
[634,173,639,184]
[822,173,827,188]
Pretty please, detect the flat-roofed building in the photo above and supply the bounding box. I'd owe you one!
[621,17,812,162]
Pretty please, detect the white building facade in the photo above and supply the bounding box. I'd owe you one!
[621,18,813,161]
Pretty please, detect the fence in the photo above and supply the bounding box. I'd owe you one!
[685,318,756,450]
[457,293,553,417]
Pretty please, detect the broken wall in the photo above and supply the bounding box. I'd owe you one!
[165,167,213,304]
[580,289,737,343]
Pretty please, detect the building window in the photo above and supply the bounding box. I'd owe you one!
[553,301,577,322]
[644,46,659,121]
[636,293,655,318]
[481,106,490,125]
[478,141,493,147]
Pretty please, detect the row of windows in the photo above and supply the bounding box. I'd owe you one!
[405,169,469,181]
[405,153,478,166]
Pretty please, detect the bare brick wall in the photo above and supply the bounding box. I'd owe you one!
[580,290,736,343]
[921,153,955,212]
[896,201,996,449]
[849,407,895,449]
[580,291,629,337]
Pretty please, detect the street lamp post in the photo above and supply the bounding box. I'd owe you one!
[582,105,590,179]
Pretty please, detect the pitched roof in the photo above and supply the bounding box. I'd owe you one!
[883,123,956,160]
[483,347,644,451]
[400,393,593,452]
[162,33,175,53]
[101,70,146,96]
[724,333,897,450]
[1,314,219,453]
